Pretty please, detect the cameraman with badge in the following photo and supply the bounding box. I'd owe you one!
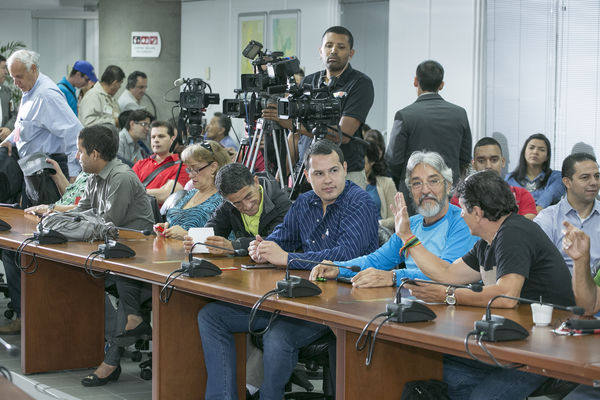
[262,25,374,189]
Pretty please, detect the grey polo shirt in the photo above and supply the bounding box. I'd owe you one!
[72,158,154,231]
[117,128,144,164]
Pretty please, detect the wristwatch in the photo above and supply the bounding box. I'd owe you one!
[445,286,456,305]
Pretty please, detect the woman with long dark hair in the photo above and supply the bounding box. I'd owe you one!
[364,131,395,229]
[505,133,565,210]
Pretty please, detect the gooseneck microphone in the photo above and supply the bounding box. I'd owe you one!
[387,278,484,323]
[290,258,361,273]
[190,240,249,257]
[396,278,483,304]
[276,258,323,298]
[98,226,153,259]
[180,242,222,278]
[474,294,584,342]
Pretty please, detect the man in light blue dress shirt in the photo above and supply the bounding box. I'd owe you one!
[534,153,600,273]
[0,50,82,179]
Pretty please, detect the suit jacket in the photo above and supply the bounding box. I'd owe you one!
[385,93,472,187]
[0,84,15,129]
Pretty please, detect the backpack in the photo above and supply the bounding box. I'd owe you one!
[38,209,118,242]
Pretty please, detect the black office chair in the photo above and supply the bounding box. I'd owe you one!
[527,378,577,399]
[252,330,335,399]
[284,330,336,400]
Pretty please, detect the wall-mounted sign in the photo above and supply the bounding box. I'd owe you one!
[131,32,161,58]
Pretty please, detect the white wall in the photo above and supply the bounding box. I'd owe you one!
[387,0,480,138]
[0,9,33,48]
[181,0,339,139]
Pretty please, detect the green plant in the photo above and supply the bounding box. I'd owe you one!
[0,41,26,106]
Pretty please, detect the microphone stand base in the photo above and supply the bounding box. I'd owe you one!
[386,300,437,323]
[34,229,67,245]
[182,258,222,278]
[277,276,322,298]
[98,241,136,259]
[474,315,529,342]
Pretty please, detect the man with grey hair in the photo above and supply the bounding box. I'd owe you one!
[0,49,82,181]
[311,150,478,286]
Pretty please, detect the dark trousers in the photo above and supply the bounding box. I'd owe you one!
[1,250,20,318]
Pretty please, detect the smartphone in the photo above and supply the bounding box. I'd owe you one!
[336,276,353,284]
[241,263,276,270]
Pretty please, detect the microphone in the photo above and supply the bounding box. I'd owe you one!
[475,294,584,342]
[174,77,185,87]
[387,278,483,323]
[180,242,222,278]
[288,258,361,273]
[97,226,153,259]
[397,278,483,304]
[276,258,323,298]
[190,240,249,257]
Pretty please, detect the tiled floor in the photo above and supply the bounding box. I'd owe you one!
[0,257,152,400]
[0,311,152,400]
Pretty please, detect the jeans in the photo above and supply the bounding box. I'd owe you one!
[197,301,331,400]
[443,355,548,400]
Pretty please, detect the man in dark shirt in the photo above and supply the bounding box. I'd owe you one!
[196,140,379,400]
[263,26,374,188]
[398,170,574,399]
[183,162,291,255]
[386,60,471,213]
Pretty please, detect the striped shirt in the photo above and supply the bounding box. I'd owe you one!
[166,190,223,231]
[267,180,379,270]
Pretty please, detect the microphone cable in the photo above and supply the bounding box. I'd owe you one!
[159,267,186,304]
[83,250,109,279]
[15,237,38,274]
[355,311,394,366]
[464,330,524,369]
[248,288,285,337]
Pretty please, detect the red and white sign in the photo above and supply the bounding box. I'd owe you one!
[131,32,161,58]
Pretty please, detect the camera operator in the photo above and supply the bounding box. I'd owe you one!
[262,26,374,189]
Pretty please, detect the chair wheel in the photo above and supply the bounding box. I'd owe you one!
[140,367,152,380]
[4,309,14,319]
[131,351,142,362]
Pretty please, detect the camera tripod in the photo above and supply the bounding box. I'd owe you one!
[236,118,294,191]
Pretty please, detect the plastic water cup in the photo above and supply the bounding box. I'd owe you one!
[531,303,553,326]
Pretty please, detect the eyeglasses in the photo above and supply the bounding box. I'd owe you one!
[409,177,443,190]
[186,164,211,176]
[135,121,151,128]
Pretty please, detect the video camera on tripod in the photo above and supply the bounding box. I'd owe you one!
[277,84,342,139]
[222,40,301,122]
[172,78,220,150]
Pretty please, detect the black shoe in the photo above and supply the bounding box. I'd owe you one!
[81,365,121,387]
[114,321,152,347]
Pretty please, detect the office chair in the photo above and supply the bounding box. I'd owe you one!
[252,330,336,399]
[527,378,577,399]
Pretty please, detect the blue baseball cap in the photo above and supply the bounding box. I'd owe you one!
[73,60,98,83]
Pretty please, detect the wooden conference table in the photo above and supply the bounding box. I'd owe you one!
[0,207,599,399]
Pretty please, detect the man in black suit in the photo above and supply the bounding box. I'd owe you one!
[385,60,472,214]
